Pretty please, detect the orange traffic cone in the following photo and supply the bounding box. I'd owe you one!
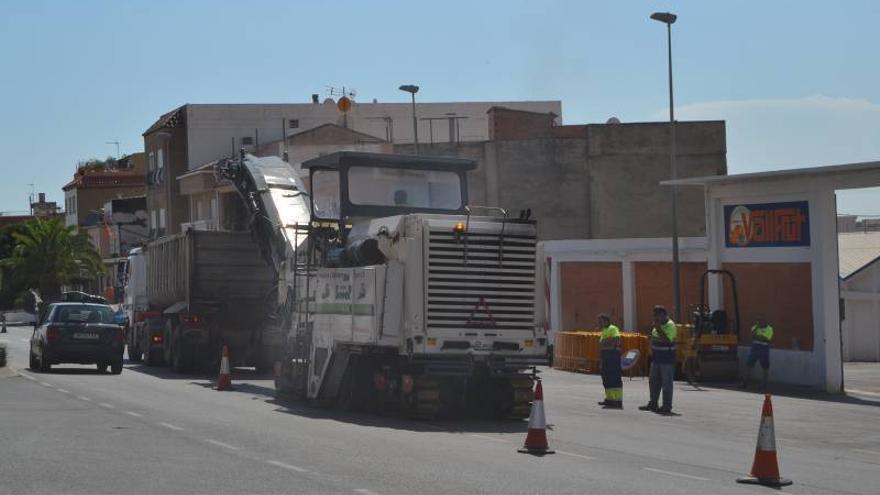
[737,394,792,487]
[518,379,555,455]
[216,345,232,391]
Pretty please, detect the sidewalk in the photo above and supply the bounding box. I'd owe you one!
[845,362,880,397]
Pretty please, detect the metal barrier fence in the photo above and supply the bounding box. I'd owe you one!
[553,331,650,377]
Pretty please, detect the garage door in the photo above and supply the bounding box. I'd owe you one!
[559,262,623,331]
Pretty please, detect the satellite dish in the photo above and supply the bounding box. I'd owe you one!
[606,116,621,124]
[323,97,336,105]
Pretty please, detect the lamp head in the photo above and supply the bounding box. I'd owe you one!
[650,12,677,24]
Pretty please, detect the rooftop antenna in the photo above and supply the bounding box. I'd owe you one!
[106,140,121,160]
[328,86,357,128]
[28,183,35,215]
[327,86,357,100]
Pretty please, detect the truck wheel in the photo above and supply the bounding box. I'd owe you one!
[96,361,108,374]
[171,342,189,373]
[145,349,163,366]
[29,352,38,370]
[110,359,123,375]
[128,342,142,362]
[163,321,174,365]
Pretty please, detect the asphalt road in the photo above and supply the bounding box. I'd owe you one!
[1,324,878,495]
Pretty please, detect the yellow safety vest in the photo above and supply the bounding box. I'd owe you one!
[651,319,677,342]
[752,325,773,344]
[600,324,621,343]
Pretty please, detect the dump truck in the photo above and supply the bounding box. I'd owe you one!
[125,229,276,372]
[218,151,548,417]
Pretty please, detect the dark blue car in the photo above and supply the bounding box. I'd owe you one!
[29,302,125,374]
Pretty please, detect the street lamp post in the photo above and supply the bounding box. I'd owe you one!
[650,11,681,322]
[399,84,420,154]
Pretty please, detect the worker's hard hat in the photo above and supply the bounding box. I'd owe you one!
[652,305,668,315]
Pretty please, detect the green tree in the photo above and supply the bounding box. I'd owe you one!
[0,222,28,309]
[1,218,105,302]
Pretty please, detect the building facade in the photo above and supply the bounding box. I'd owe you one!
[396,107,727,240]
[63,153,146,229]
[142,100,562,237]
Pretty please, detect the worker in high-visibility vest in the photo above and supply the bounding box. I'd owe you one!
[597,314,623,409]
[741,316,773,390]
[640,305,677,414]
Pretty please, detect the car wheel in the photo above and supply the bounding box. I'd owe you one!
[39,353,51,373]
[96,361,109,374]
[29,350,38,371]
[110,359,123,375]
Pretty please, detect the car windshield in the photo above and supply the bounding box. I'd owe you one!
[53,305,115,324]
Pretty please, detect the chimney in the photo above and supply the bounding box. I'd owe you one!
[311,94,319,104]
[38,193,46,203]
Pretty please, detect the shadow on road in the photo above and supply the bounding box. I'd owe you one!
[264,394,529,434]
[698,381,880,408]
[124,360,272,382]
[37,367,109,375]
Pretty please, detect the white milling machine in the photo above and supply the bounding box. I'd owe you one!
[220,151,548,417]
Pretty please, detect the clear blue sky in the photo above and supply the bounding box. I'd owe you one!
[1,0,878,215]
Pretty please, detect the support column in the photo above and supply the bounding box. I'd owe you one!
[622,260,636,330]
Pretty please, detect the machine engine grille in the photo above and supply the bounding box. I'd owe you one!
[426,228,536,332]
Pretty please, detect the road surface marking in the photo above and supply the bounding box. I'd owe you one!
[124,411,143,418]
[266,460,309,473]
[853,448,880,456]
[19,338,29,343]
[55,388,69,394]
[98,402,115,409]
[158,422,184,431]
[77,396,92,402]
[205,439,239,450]
[353,489,383,495]
[20,373,35,381]
[557,450,597,461]
[469,434,509,443]
[39,381,51,387]
[642,467,710,481]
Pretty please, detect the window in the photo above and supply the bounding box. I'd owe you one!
[150,210,157,229]
[148,151,155,171]
[289,119,299,129]
[158,208,166,229]
[347,166,462,210]
[311,170,340,220]
[241,136,254,146]
[157,149,164,170]
[52,305,114,324]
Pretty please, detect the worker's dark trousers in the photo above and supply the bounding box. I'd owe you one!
[648,362,675,409]
[600,348,623,406]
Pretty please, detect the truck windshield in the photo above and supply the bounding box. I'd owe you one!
[311,169,341,220]
[347,166,462,210]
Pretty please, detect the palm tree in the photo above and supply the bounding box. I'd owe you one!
[1,218,105,302]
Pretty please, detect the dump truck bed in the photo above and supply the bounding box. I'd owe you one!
[145,230,274,310]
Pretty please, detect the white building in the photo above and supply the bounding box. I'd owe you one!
[839,231,880,362]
